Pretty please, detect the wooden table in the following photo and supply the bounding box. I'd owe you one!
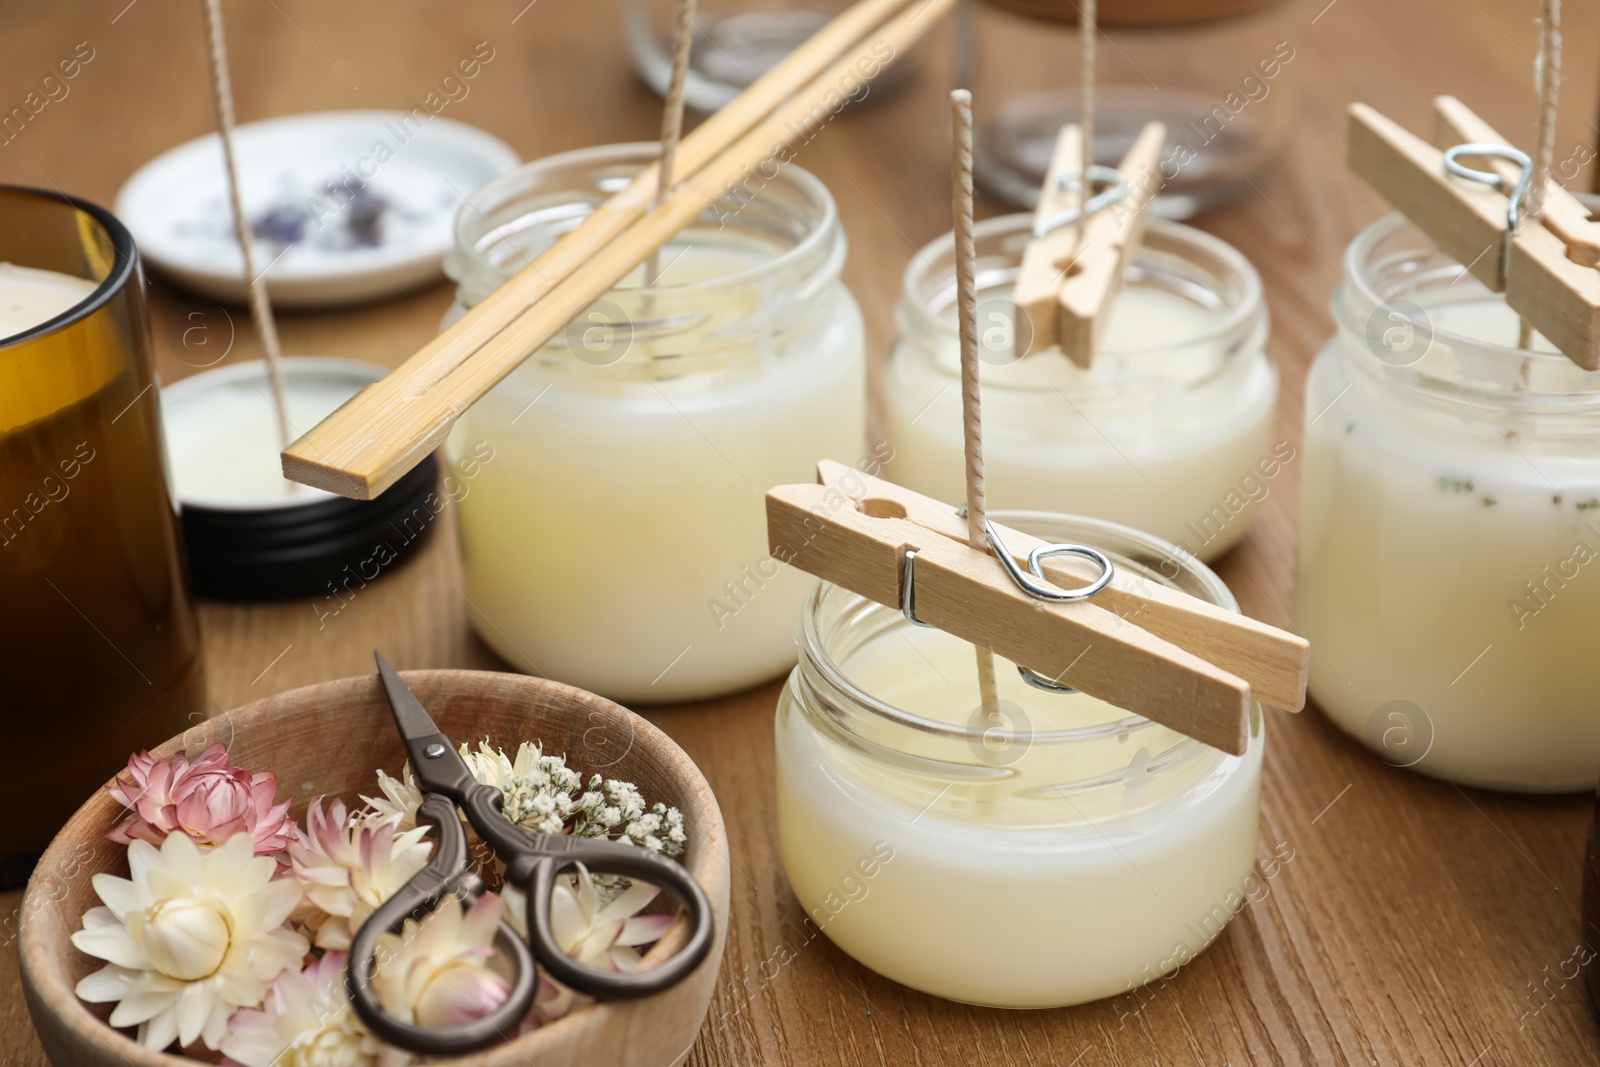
[4,0,1600,1063]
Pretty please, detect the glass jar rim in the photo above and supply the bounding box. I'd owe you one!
[1338,211,1600,403]
[797,508,1241,751]
[897,213,1264,358]
[0,184,136,350]
[453,141,841,298]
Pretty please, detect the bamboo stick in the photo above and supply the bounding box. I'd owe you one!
[282,0,941,498]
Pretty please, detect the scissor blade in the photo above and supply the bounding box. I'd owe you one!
[373,651,474,796]
[375,651,443,741]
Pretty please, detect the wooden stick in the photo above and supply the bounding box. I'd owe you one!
[767,482,1254,754]
[647,0,697,287]
[1348,102,1600,369]
[199,0,290,450]
[816,459,1310,711]
[282,0,941,499]
[950,89,1001,717]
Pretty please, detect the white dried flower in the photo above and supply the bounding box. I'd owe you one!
[458,741,684,861]
[359,763,424,831]
[71,832,307,1051]
[219,950,390,1067]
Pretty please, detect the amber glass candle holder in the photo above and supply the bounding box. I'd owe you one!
[0,186,206,886]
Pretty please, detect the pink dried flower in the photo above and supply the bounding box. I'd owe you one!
[288,798,433,951]
[371,893,512,1031]
[106,744,296,855]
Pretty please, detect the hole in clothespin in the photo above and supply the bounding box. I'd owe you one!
[861,497,907,519]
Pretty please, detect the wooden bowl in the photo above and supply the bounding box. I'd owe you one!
[18,670,731,1067]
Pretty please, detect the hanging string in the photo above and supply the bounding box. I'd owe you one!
[199,0,291,449]
[1080,0,1096,187]
[1519,0,1561,350]
[950,89,1002,718]
[647,0,697,287]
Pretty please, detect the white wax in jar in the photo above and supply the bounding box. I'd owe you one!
[1298,297,1600,790]
[884,280,1277,561]
[0,263,96,340]
[450,236,865,702]
[775,621,1263,1007]
[162,368,364,506]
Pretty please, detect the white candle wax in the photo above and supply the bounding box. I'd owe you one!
[450,233,865,702]
[162,362,371,507]
[1298,292,1600,790]
[883,218,1278,561]
[776,589,1263,1007]
[0,262,96,340]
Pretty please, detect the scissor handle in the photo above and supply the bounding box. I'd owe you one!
[508,834,716,999]
[345,794,538,1055]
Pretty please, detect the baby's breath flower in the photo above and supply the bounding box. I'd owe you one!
[455,740,686,862]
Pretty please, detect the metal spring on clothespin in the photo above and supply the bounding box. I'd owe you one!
[1441,143,1533,286]
[1032,165,1131,240]
[902,505,1116,694]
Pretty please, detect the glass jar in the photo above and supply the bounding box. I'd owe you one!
[624,0,854,112]
[0,186,206,883]
[444,144,865,703]
[776,512,1264,1007]
[883,214,1278,562]
[967,0,1300,217]
[1296,213,1600,792]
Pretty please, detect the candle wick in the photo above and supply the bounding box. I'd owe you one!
[951,89,1003,723]
[199,0,293,455]
[646,0,696,291]
[1518,0,1560,353]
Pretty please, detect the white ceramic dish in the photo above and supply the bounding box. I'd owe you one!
[116,111,519,307]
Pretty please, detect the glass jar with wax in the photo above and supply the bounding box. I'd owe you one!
[883,215,1278,562]
[0,187,206,883]
[775,512,1264,1007]
[443,144,865,703]
[1296,213,1600,793]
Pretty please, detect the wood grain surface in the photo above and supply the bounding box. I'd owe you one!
[2,0,1599,1063]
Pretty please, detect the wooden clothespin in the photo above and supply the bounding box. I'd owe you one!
[766,461,1310,756]
[1347,101,1600,369]
[1431,96,1600,268]
[1010,121,1166,367]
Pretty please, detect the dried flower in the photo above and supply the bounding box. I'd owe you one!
[106,743,296,855]
[220,950,391,1067]
[71,832,307,1051]
[359,763,423,831]
[288,798,433,950]
[372,893,511,1030]
[459,740,583,836]
[459,740,686,859]
[504,863,675,1024]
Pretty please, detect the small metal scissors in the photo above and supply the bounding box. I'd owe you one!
[346,652,715,1055]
